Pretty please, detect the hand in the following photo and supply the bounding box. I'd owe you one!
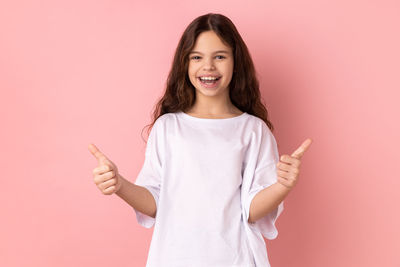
[276,138,313,189]
[88,143,123,195]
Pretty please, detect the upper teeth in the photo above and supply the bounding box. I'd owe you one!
[200,76,219,80]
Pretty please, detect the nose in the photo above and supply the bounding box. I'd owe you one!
[203,57,216,70]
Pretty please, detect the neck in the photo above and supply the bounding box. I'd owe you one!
[188,90,240,115]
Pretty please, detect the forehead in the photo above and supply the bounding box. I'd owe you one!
[189,31,232,54]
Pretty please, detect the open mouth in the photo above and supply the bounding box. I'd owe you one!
[197,76,221,84]
[197,76,222,89]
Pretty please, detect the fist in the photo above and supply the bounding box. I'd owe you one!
[277,138,312,189]
[88,143,123,195]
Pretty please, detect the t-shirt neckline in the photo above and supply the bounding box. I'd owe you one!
[178,111,248,123]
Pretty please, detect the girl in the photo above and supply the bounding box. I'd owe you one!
[89,13,312,267]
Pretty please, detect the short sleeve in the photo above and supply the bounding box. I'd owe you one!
[242,122,284,240]
[133,121,163,229]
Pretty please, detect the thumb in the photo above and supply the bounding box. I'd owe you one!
[88,143,111,165]
[291,138,313,159]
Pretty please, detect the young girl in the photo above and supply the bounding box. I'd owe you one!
[89,13,312,267]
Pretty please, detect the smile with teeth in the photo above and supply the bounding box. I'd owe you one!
[198,76,221,84]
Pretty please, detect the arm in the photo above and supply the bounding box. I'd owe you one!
[116,174,157,218]
[248,182,291,224]
[248,139,313,224]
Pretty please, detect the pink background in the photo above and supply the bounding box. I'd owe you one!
[1,0,399,266]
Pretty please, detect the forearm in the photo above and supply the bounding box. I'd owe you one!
[115,175,157,218]
[248,182,291,224]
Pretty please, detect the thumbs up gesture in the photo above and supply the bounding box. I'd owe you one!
[276,138,313,189]
[88,143,123,195]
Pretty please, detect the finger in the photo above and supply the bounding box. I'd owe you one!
[291,138,313,159]
[277,173,288,183]
[93,165,113,176]
[95,171,116,184]
[88,143,109,163]
[278,176,291,188]
[277,161,291,171]
[101,178,117,189]
[278,169,298,180]
[103,186,116,195]
[277,170,291,179]
[279,155,301,167]
[277,163,299,175]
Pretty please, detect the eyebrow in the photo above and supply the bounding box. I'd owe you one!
[189,50,230,55]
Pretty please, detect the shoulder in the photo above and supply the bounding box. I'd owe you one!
[244,114,277,149]
[245,113,272,134]
[153,112,176,126]
[150,112,178,133]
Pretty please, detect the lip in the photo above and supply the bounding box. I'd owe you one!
[197,76,221,89]
[197,75,222,78]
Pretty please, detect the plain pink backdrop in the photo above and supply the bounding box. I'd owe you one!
[1,0,399,266]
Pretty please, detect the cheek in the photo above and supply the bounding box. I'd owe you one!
[187,68,197,85]
[222,67,234,81]
[187,65,196,77]
[222,62,234,75]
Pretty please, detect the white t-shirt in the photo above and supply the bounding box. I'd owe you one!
[133,111,284,267]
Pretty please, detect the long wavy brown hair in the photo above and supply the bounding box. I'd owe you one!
[141,13,274,142]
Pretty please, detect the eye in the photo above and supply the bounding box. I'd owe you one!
[216,55,226,59]
[191,56,201,60]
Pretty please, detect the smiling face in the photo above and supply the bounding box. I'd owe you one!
[187,30,234,98]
